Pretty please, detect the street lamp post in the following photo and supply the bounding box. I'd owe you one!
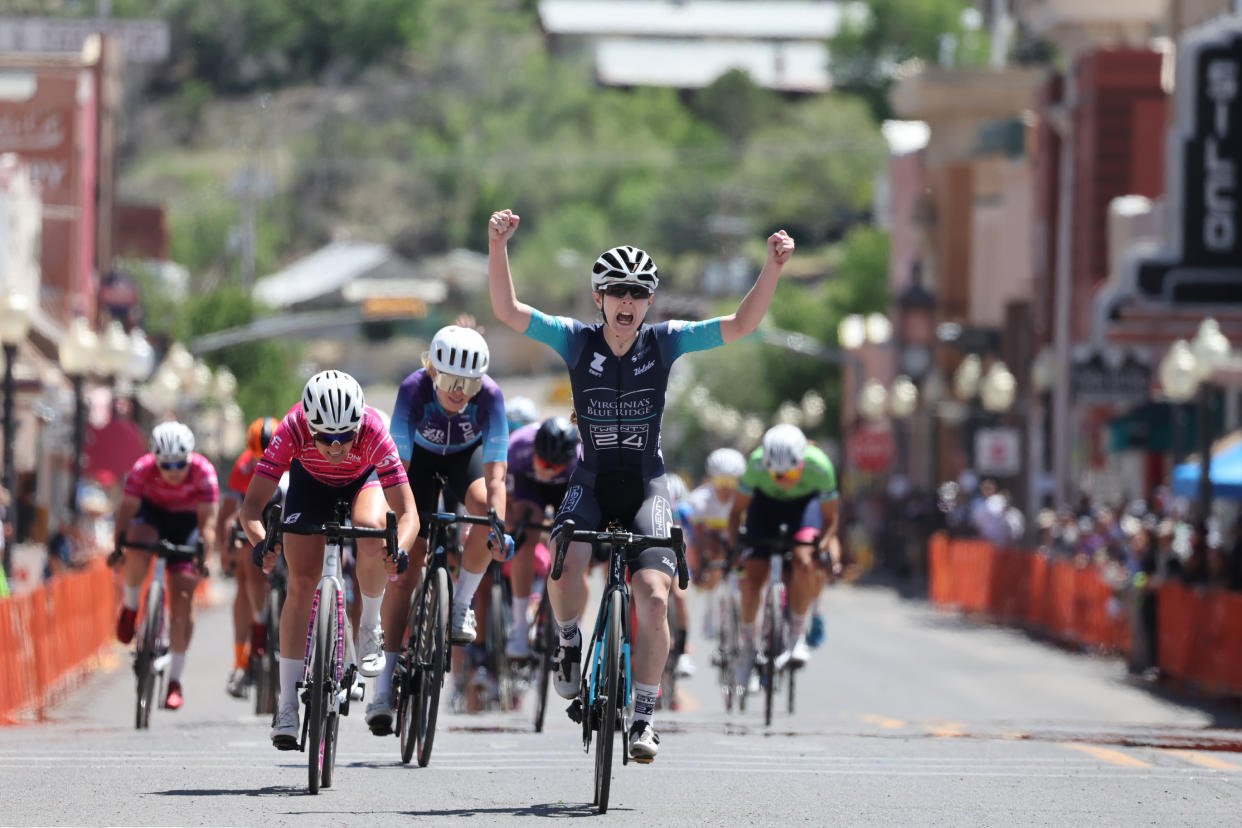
[125,328,156,424]
[0,289,33,576]
[58,317,99,518]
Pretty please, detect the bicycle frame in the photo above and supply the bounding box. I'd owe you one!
[553,519,689,814]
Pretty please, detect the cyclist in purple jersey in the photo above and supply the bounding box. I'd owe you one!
[488,207,794,761]
[504,417,580,658]
[367,325,513,735]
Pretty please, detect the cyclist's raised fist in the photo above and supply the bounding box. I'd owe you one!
[489,209,520,243]
[767,229,794,266]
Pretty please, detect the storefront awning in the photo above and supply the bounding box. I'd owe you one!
[1173,430,1242,500]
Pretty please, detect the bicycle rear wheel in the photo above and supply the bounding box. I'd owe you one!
[717,589,738,713]
[255,587,281,717]
[321,588,343,789]
[762,584,779,727]
[594,592,622,814]
[416,567,449,767]
[307,583,334,795]
[532,590,554,732]
[488,580,515,711]
[135,580,163,729]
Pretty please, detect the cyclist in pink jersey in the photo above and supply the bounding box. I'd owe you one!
[241,370,420,750]
[113,421,219,711]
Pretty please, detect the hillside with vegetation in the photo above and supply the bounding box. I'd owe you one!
[23,0,985,441]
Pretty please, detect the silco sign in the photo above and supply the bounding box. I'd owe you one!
[1135,18,1242,304]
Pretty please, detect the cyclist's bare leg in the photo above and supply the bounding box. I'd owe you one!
[351,486,393,599]
[547,541,591,627]
[630,568,672,685]
[507,501,540,606]
[167,569,199,653]
[789,546,817,617]
[459,478,493,584]
[278,534,326,660]
[670,579,690,657]
[119,523,159,594]
[227,541,250,649]
[739,557,768,630]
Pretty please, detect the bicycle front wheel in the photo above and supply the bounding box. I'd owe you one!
[255,587,282,717]
[416,567,449,767]
[762,584,779,728]
[307,582,335,795]
[594,591,622,814]
[320,588,343,789]
[532,591,554,732]
[135,580,163,730]
[398,595,421,764]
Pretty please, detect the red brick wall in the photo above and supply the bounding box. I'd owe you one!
[112,202,169,261]
[1071,50,1167,341]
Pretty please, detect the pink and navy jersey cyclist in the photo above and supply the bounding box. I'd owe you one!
[112,420,219,712]
[242,370,419,751]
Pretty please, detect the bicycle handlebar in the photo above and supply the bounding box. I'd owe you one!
[551,520,689,590]
[265,504,404,573]
[110,536,208,576]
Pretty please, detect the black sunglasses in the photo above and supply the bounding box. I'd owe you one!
[159,460,188,471]
[313,429,357,447]
[602,283,651,300]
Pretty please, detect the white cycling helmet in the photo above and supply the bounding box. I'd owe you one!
[429,325,490,378]
[705,447,747,479]
[591,245,660,292]
[506,396,538,431]
[151,421,195,462]
[762,423,807,475]
[301,369,366,433]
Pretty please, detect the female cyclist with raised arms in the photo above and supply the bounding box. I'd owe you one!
[242,370,419,749]
[365,325,512,736]
[113,421,219,711]
[487,208,793,761]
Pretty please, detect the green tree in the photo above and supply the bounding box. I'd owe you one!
[830,0,991,121]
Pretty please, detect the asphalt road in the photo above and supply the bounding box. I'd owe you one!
[5,579,1242,826]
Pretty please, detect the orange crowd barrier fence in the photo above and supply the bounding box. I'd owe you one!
[930,533,1242,696]
[0,559,119,724]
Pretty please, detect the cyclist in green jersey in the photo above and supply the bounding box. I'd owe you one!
[727,424,842,677]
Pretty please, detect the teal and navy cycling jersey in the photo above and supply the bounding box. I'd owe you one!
[391,369,509,464]
[524,309,723,478]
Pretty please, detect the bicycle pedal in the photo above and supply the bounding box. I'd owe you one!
[566,698,583,724]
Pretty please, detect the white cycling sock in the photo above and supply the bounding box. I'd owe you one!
[557,616,580,645]
[360,593,383,629]
[169,651,186,682]
[252,610,265,625]
[455,569,484,608]
[511,596,530,635]
[632,682,659,725]
[279,656,303,711]
[790,612,809,639]
[741,621,756,645]
[123,585,141,611]
[374,652,399,697]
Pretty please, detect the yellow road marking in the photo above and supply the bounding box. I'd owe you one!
[928,720,966,738]
[1163,749,1242,771]
[1060,743,1150,767]
[861,713,905,730]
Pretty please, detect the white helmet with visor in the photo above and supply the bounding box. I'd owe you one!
[762,424,807,475]
[429,325,489,397]
[591,245,660,293]
[151,421,195,465]
[301,369,366,434]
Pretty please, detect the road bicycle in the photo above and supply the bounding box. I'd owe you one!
[707,541,745,714]
[266,499,400,794]
[745,526,820,727]
[554,520,688,814]
[394,507,503,767]
[109,536,205,730]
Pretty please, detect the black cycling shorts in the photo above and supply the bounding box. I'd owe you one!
[743,490,817,556]
[282,459,377,526]
[408,442,484,537]
[553,468,676,579]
